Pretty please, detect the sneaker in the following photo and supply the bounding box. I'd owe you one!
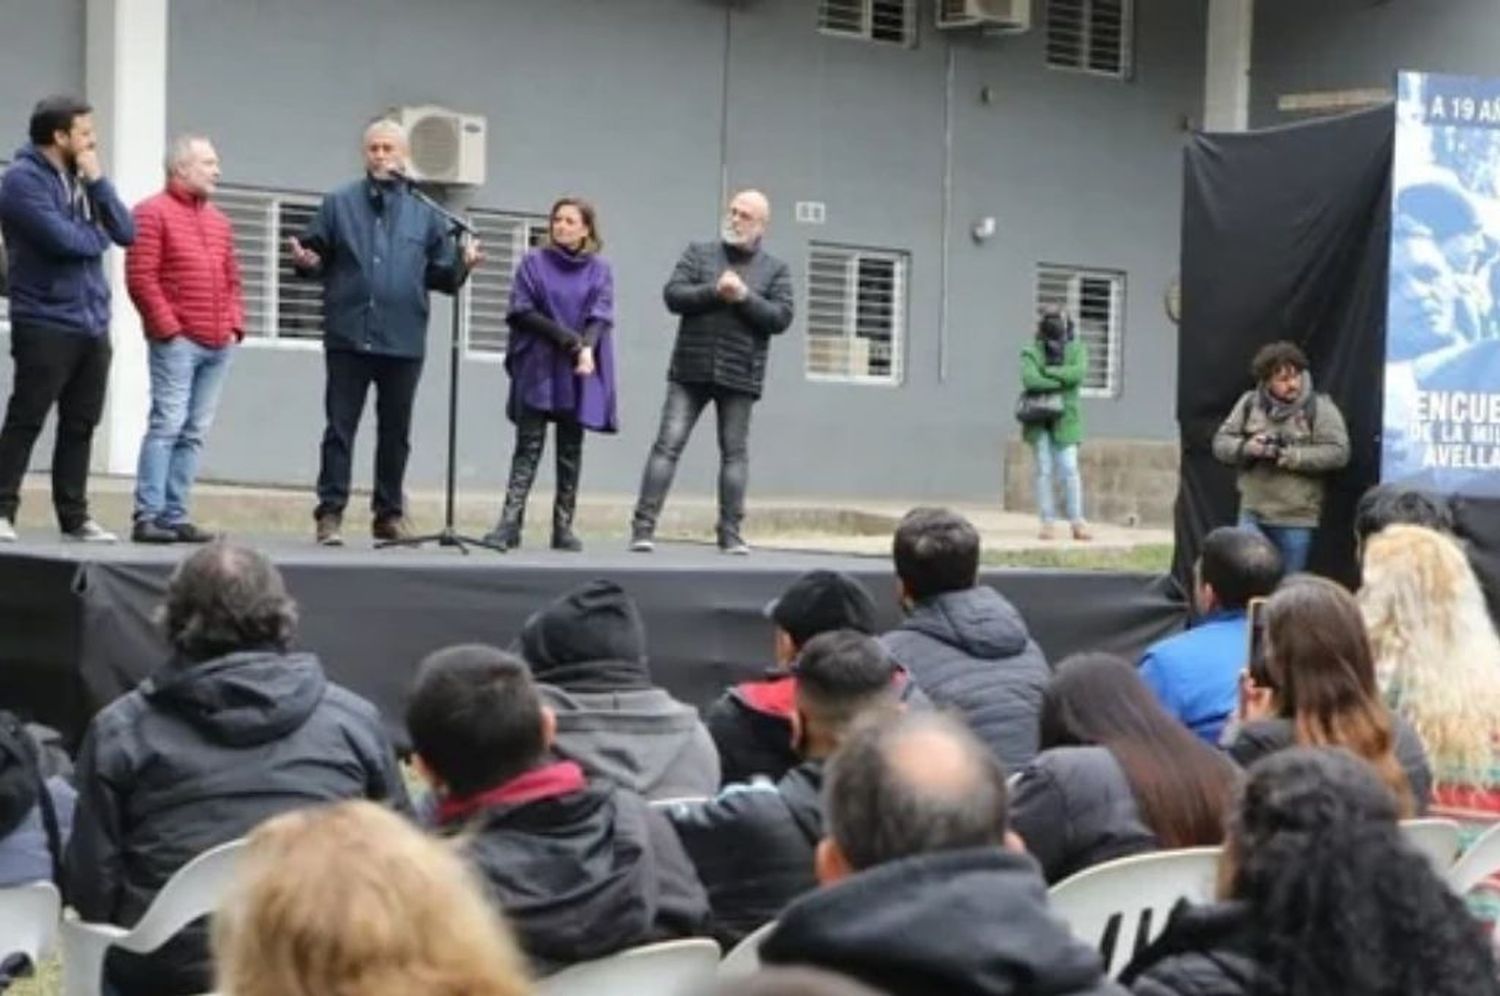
[131,519,178,544]
[316,514,344,547]
[1071,522,1094,542]
[1038,523,1056,541]
[719,539,751,556]
[0,517,15,543]
[628,533,655,553]
[168,522,218,544]
[62,519,118,544]
[372,516,415,542]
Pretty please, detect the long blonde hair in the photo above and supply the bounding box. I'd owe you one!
[1360,524,1500,782]
[213,801,533,996]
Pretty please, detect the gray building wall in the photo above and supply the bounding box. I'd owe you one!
[4,0,1204,508]
[1251,0,1500,128]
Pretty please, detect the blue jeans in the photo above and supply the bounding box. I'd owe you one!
[133,337,231,525]
[1238,511,1313,574]
[1033,432,1083,525]
[631,381,754,544]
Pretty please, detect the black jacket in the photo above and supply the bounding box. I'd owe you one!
[64,651,410,996]
[1010,746,1158,884]
[664,239,794,398]
[1120,902,1263,996]
[1227,715,1433,813]
[448,767,710,976]
[881,587,1052,770]
[761,847,1127,996]
[668,760,824,945]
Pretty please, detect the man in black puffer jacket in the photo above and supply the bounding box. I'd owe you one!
[629,189,795,555]
[670,630,901,945]
[880,507,1051,769]
[64,543,410,996]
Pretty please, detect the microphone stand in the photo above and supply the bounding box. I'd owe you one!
[377,175,503,554]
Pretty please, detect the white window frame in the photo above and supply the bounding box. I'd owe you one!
[461,210,549,360]
[1034,263,1125,399]
[805,243,908,386]
[215,184,324,351]
[1045,0,1135,80]
[817,0,918,48]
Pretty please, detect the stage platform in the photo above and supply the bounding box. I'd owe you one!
[0,539,1185,748]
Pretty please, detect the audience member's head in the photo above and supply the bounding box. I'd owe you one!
[1217,747,1495,996]
[1359,524,1500,780]
[792,630,900,761]
[892,507,980,605]
[158,542,298,664]
[517,579,651,686]
[1353,484,1454,559]
[407,645,551,798]
[1258,576,1412,814]
[1250,340,1309,384]
[713,967,889,996]
[1040,653,1237,849]
[817,711,1010,883]
[214,800,533,996]
[766,570,878,666]
[1195,526,1283,614]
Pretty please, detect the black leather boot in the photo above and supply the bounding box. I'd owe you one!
[552,424,584,552]
[486,418,545,551]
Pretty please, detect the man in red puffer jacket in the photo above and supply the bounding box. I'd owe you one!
[125,134,244,544]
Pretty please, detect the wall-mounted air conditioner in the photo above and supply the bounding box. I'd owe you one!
[937,0,1031,32]
[388,105,487,186]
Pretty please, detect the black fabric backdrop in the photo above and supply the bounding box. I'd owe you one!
[1172,106,1396,588]
[0,544,1184,749]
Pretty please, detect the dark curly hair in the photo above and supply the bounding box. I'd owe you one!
[159,542,298,662]
[1228,748,1499,996]
[1250,341,1308,383]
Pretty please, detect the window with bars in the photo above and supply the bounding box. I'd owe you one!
[214,186,324,343]
[1034,264,1124,397]
[806,244,907,384]
[817,0,916,47]
[461,210,549,356]
[1046,0,1133,79]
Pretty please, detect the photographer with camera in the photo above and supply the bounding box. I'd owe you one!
[1212,341,1349,573]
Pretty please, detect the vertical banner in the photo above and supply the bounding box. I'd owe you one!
[1384,71,1500,496]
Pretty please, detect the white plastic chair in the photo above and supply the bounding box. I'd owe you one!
[719,920,777,980]
[538,938,721,996]
[1448,821,1500,895]
[1048,847,1222,978]
[0,880,62,968]
[1400,818,1463,878]
[60,837,247,996]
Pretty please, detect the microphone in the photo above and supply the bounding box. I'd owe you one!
[387,168,419,189]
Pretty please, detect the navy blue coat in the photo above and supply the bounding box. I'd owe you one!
[296,177,468,358]
[0,144,135,334]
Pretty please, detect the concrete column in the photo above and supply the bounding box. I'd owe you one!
[86,0,167,475]
[1204,0,1253,132]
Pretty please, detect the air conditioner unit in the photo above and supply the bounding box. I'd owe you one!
[937,0,1031,31]
[388,105,487,186]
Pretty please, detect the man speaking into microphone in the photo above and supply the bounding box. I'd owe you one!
[288,119,481,546]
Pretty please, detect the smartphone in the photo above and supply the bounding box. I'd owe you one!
[1246,596,1273,687]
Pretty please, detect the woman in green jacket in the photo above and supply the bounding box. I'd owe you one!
[1020,310,1091,541]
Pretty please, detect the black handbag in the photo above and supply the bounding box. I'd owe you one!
[1014,390,1064,425]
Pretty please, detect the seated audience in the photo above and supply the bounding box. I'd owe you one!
[214,800,533,996]
[1352,483,1454,560]
[64,542,410,996]
[0,713,73,887]
[1360,524,1500,921]
[881,507,1050,769]
[406,644,709,975]
[1012,654,1238,883]
[712,968,890,996]
[517,578,719,800]
[1122,748,1500,996]
[671,630,901,944]
[760,712,1123,996]
[1138,526,1282,744]
[1226,575,1429,815]
[705,569,883,785]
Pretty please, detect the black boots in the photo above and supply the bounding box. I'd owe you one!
[486,418,585,552]
[552,423,584,552]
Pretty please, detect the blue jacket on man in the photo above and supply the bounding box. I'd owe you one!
[1138,609,1248,746]
[0,143,135,335]
[296,177,467,359]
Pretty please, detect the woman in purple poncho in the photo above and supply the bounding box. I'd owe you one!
[484,197,616,552]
